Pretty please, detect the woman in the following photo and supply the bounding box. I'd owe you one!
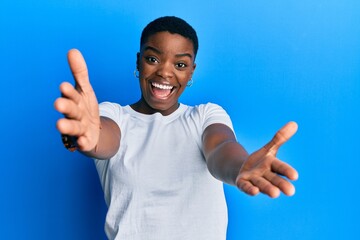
[54,16,298,240]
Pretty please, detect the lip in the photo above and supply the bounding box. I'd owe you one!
[149,81,176,100]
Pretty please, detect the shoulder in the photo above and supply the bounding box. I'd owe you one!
[190,102,229,117]
[99,101,123,111]
[183,102,233,132]
[99,102,132,126]
[99,102,131,115]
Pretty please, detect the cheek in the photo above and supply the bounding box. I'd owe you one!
[180,72,193,83]
[139,78,148,90]
[139,63,154,78]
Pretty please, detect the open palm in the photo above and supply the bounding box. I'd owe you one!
[236,122,299,198]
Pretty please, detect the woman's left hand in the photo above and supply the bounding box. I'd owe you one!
[236,122,299,198]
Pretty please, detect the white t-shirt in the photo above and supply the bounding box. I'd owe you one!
[94,102,234,240]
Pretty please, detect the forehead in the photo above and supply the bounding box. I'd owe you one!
[141,31,195,55]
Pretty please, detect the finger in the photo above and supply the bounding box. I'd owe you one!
[236,178,260,196]
[54,97,82,120]
[77,135,96,152]
[264,121,298,153]
[59,82,81,104]
[250,176,281,198]
[271,159,299,180]
[56,118,84,136]
[264,171,296,196]
[67,49,93,93]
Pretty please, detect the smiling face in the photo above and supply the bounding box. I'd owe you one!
[132,31,196,116]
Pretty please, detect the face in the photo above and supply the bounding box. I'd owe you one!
[134,31,196,116]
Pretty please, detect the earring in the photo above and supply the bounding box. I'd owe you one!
[187,79,194,87]
[134,69,139,78]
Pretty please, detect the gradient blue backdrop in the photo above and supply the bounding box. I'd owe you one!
[1,0,359,239]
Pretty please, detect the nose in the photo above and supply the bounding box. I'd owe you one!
[156,61,174,79]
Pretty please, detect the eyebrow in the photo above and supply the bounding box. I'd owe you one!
[144,46,193,59]
[144,46,162,54]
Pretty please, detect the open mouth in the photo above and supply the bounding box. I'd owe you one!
[151,82,175,98]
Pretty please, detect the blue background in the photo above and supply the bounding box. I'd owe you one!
[1,0,359,239]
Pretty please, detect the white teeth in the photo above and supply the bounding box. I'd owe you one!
[152,82,174,90]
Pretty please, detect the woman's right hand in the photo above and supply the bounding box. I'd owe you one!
[54,49,101,152]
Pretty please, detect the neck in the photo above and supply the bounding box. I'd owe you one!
[130,98,179,116]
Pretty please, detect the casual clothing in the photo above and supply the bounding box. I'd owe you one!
[94,102,234,240]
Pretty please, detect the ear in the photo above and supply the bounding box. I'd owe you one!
[136,52,140,69]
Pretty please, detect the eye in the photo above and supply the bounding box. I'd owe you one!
[175,62,187,69]
[145,56,159,64]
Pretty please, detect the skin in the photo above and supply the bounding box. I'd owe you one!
[54,31,298,198]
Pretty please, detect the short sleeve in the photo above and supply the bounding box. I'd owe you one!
[200,103,234,133]
[99,101,122,128]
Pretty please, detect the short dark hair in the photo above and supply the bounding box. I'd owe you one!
[140,16,199,57]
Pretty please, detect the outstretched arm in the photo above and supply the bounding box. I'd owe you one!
[54,49,120,159]
[202,122,298,198]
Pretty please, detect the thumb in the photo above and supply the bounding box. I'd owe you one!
[263,121,298,154]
